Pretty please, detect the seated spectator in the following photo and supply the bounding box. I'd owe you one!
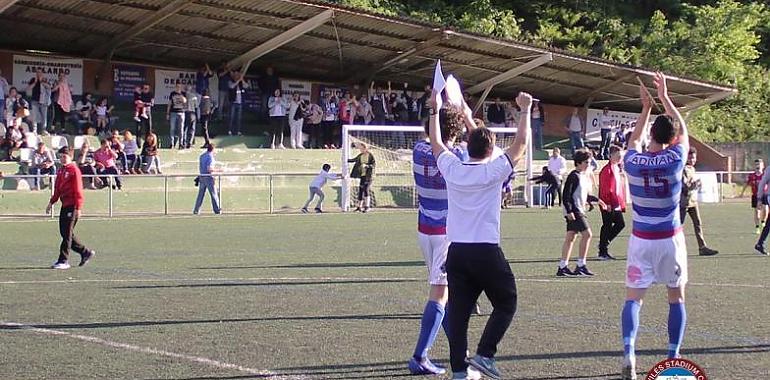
[1,124,24,160]
[95,97,114,136]
[9,88,30,130]
[74,93,95,134]
[94,138,122,190]
[109,129,128,174]
[141,131,161,174]
[29,141,56,190]
[123,130,139,174]
[76,139,98,189]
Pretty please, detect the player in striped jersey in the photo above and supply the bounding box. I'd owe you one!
[620,73,690,380]
[409,105,478,377]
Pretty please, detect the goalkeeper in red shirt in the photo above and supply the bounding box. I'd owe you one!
[47,147,96,270]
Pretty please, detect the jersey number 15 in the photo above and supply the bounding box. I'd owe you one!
[640,169,670,197]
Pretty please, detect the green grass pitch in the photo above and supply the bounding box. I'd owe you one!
[1,203,768,379]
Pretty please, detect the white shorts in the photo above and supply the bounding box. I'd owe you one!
[625,232,688,289]
[418,232,450,286]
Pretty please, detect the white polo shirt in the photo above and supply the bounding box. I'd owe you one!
[437,150,514,244]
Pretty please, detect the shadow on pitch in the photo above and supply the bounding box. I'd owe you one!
[112,278,419,290]
[193,260,425,270]
[0,266,52,271]
[3,313,421,331]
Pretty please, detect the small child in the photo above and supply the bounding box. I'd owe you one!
[133,86,143,123]
[302,163,341,213]
[123,130,139,174]
[530,166,559,209]
[95,98,111,134]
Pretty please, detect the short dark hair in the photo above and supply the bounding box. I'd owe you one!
[423,108,464,142]
[609,145,622,156]
[689,147,697,155]
[467,128,495,159]
[651,115,678,145]
[322,163,331,171]
[573,150,591,165]
[58,146,70,155]
[207,143,215,152]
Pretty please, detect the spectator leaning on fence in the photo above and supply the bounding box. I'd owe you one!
[30,141,56,191]
[193,143,221,215]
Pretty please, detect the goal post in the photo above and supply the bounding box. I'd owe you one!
[340,124,534,211]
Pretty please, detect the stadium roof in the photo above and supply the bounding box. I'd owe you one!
[0,0,737,112]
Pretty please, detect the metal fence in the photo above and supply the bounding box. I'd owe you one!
[0,170,751,218]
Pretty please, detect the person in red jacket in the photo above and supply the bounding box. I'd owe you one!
[46,147,95,270]
[598,145,627,260]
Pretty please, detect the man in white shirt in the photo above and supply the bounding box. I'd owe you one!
[566,108,584,155]
[302,163,341,213]
[547,147,568,206]
[599,107,613,159]
[430,90,532,380]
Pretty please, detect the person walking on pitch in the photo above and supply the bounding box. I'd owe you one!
[597,145,627,260]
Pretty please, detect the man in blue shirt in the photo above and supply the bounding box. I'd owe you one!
[194,143,221,215]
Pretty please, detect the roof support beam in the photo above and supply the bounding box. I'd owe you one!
[680,91,736,113]
[0,0,18,14]
[579,73,636,108]
[89,0,192,59]
[472,86,494,116]
[354,31,447,84]
[228,9,334,73]
[467,53,553,94]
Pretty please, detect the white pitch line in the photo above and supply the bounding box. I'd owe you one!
[0,276,766,289]
[1,321,305,380]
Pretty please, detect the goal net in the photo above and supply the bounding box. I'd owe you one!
[340,125,534,211]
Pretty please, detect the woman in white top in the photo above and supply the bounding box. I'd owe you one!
[288,93,306,149]
[267,89,288,149]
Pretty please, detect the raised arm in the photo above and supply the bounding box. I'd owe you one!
[505,92,533,166]
[654,72,688,152]
[428,90,449,158]
[629,84,652,152]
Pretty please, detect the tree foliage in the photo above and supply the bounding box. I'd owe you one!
[334,0,770,142]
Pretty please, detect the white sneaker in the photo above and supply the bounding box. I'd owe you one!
[621,355,637,380]
[453,367,481,380]
[278,144,286,149]
[52,262,71,270]
[270,144,276,149]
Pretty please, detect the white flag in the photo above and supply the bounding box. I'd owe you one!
[445,74,463,108]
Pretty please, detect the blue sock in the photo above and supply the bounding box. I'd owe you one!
[621,300,641,357]
[668,302,687,358]
[413,301,445,360]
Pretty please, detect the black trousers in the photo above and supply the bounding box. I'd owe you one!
[57,206,88,263]
[446,243,517,373]
[680,205,706,249]
[599,210,625,254]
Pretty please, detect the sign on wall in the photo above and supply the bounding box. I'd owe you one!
[12,54,84,95]
[112,64,147,102]
[586,108,641,141]
[281,80,312,101]
[154,69,196,105]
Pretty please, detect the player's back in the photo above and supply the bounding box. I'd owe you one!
[413,140,461,235]
[624,144,686,239]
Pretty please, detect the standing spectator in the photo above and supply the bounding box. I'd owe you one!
[195,63,213,95]
[109,130,128,174]
[288,92,306,149]
[268,89,288,149]
[26,68,51,134]
[370,86,389,125]
[199,89,214,148]
[320,91,338,149]
[599,108,613,159]
[123,130,139,174]
[416,84,431,123]
[532,100,544,151]
[529,166,559,209]
[558,150,604,277]
[51,73,73,134]
[547,147,568,206]
[46,146,95,270]
[29,141,56,190]
[193,143,221,215]
[166,83,187,149]
[597,145,627,260]
[566,108,585,155]
[339,92,352,126]
[141,131,161,174]
[138,84,154,138]
[680,147,719,256]
[94,97,113,136]
[228,70,249,136]
[0,69,8,126]
[258,66,280,122]
[74,93,95,135]
[486,98,506,129]
[216,61,231,121]
[348,142,375,212]
[305,101,323,149]
[184,85,199,149]
[94,139,122,190]
[76,139,98,189]
[357,96,373,125]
